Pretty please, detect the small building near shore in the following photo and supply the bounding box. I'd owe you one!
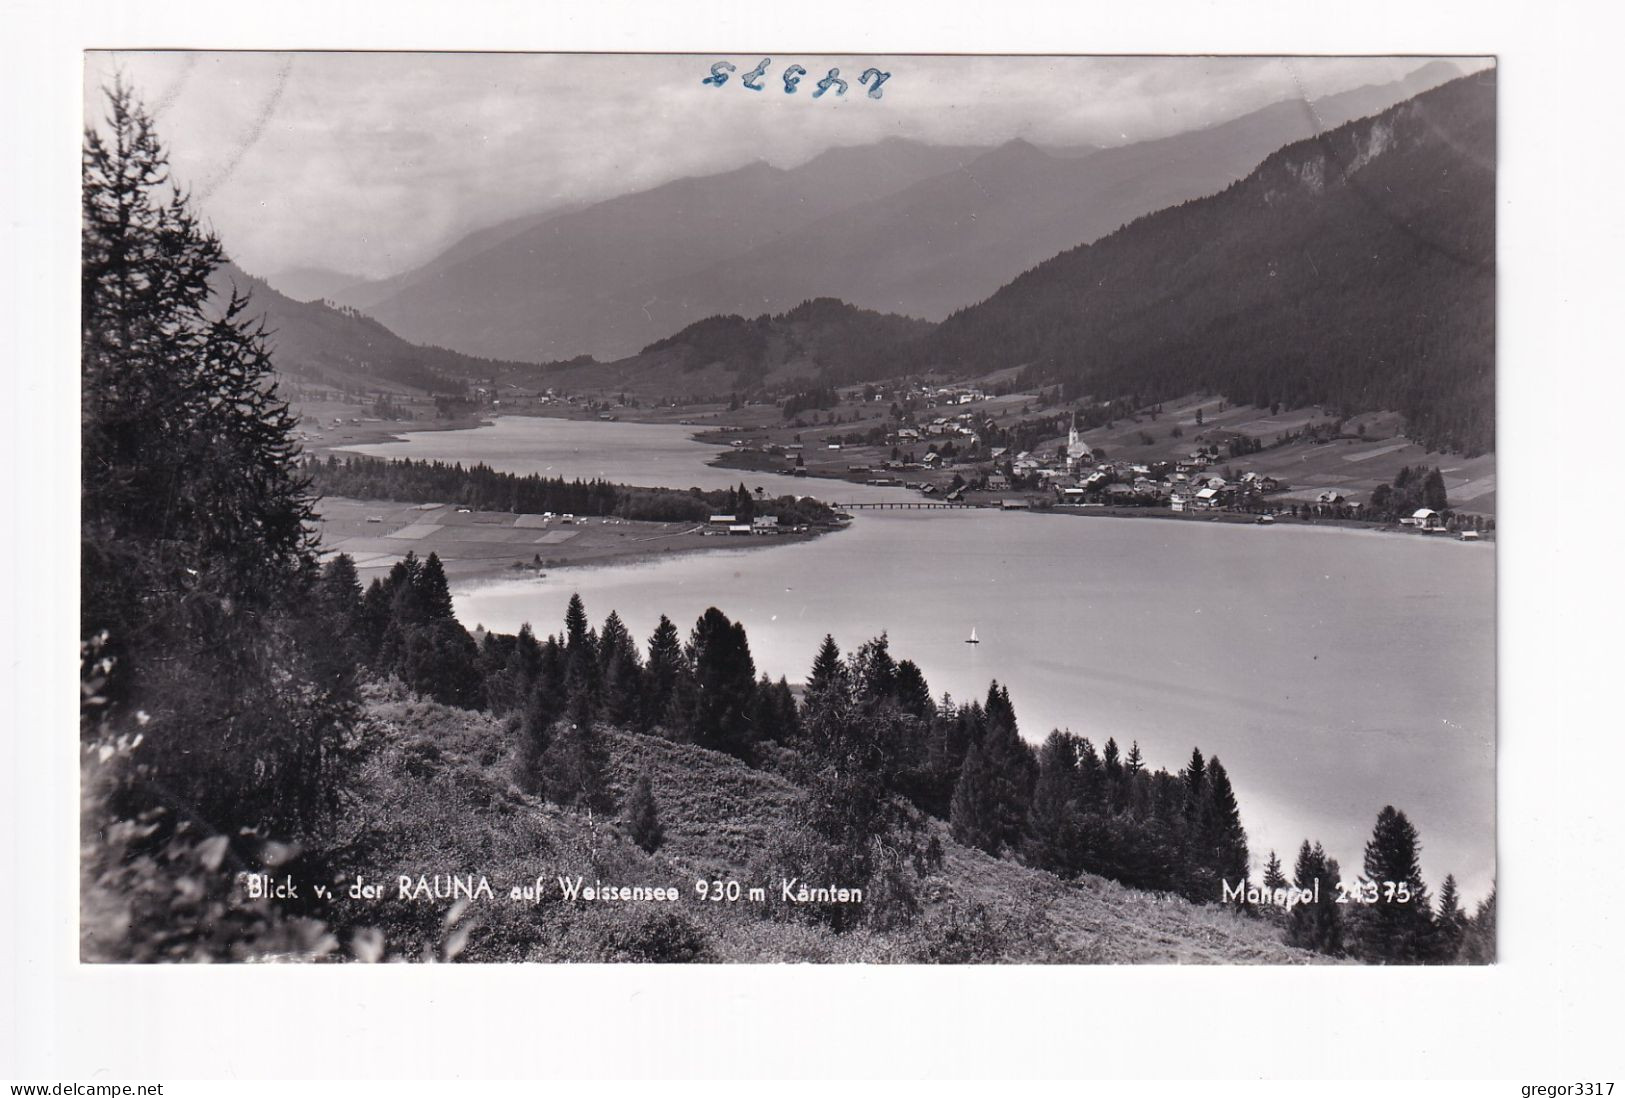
[1404,507,1445,531]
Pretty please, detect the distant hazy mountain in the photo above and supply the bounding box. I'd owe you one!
[357,140,982,363]
[263,265,369,303]
[212,261,532,395]
[904,71,1496,453]
[349,61,1468,364]
[330,202,586,313]
[537,297,935,398]
[657,61,1474,329]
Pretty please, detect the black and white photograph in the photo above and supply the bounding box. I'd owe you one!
[76,50,1497,966]
[6,0,1624,1085]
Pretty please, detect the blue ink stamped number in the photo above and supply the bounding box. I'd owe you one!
[703,59,891,100]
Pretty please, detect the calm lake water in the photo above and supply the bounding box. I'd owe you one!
[347,415,914,504]
[353,417,1497,901]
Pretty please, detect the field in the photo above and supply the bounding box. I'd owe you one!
[696,388,1496,515]
[316,497,822,584]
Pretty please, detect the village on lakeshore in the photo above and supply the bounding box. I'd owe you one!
[297,370,1496,557]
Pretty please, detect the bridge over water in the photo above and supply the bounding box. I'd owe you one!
[829,500,975,510]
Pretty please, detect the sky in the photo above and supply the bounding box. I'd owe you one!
[83,53,1489,282]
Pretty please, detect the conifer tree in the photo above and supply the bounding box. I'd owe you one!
[1262,850,1288,892]
[1201,757,1250,891]
[358,577,392,665]
[973,683,1037,854]
[1458,888,1496,964]
[319,553,363,622]
[984,681,1019,740]
[641,615,686,734]
[850,633,899,708]
[1180,747,1207,824]
[1286,840,1345,956]
[564,593,590,655]
[1076,737,1105,809]
[893,659,934,719]
[1103,737,1124,810]
[1422,467,1449,511]
[596,611,642,727]
[1434,873,1467,963]
[1358,805,1435,964]
[625,773,664,853]
[82,80,355,831]
[1026,731,1083,876]
[804,634,848,710]
[687,607,758,756]
[416,552,455,620]
[949,740,1001,855]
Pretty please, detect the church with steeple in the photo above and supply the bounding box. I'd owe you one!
[1066,412,1091,471]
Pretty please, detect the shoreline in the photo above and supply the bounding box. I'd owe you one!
[314,495,842,586]
[309,411,1492,545]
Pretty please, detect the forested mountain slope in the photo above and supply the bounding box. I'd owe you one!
[210,261,534,396]
[907,71,1496,453]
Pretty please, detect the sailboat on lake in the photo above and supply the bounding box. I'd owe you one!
[966,627,979,645]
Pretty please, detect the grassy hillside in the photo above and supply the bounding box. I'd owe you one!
[312,685,1320,964]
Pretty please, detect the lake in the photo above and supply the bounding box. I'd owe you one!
[351,416,1497,902]
[347,415,916,504]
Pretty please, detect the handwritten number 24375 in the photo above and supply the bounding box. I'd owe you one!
[704,60,891,99]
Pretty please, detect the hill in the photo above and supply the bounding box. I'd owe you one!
[310,685,1320,963]
[345,62,1467,365]
[906,70,1496,454]
[210,260,539,396]
[654,61,1474,331]
[352,140,982,363]
[536,297,936,398]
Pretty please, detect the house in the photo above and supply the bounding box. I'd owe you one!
[1316,490,1344,505]
[986,474,1010,491]
[1170,494,1189,513]
[728,524,753,536]
[708,514,737,527]
[1194,486,1221,508]
[1056,486,1088,503]
[752,516,780,534]
[1405,507,1445,531]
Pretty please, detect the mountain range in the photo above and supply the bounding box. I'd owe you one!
[906,69,1497,453]
[310,61,1470,364]
[210,261,534,396]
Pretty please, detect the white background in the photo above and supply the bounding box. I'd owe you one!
[3,0,1621,1082]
